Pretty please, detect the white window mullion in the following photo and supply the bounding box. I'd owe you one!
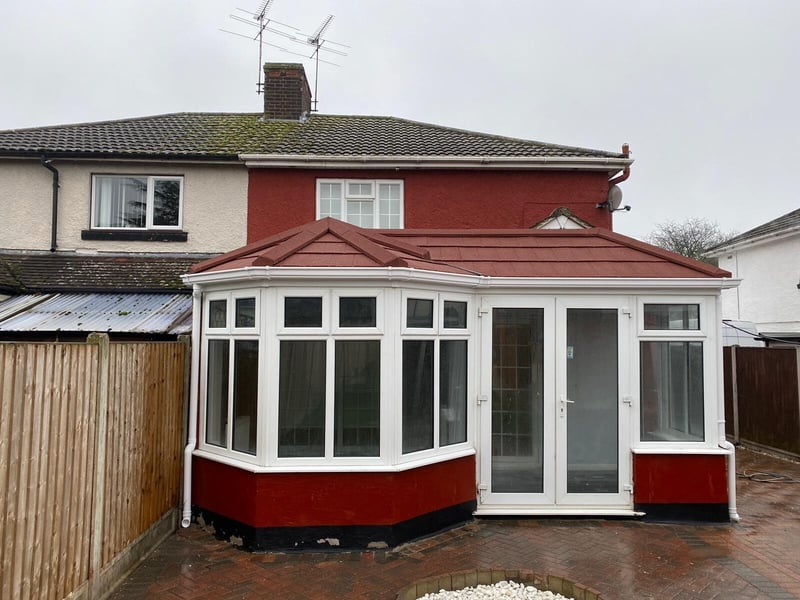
[324,336,335,460]
[145,176,155,229]
[433,339,441,451]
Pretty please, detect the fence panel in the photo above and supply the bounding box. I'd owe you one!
[100,342,185,568]
[0,338,187,600]
[0,343,98,600]
[724,346,800,456]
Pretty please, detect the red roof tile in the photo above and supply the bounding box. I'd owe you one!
[189,219,731,279]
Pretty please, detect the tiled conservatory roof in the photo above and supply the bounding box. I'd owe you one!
[189,218,731,279]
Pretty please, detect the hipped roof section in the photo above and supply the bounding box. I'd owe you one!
[189,218,731,279]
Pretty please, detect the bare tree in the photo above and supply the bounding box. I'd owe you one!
[645,218,736,263]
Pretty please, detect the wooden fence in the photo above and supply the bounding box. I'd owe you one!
[0,335,188,600]
[724,346,800,457]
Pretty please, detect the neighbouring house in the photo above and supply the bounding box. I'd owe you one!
[705,207,800,346]
[1,63,740,551]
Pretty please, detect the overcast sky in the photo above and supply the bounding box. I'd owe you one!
[1,0,798,240]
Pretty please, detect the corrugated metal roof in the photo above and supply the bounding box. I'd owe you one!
[0,293,192,334]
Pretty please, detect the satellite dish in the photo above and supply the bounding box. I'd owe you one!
[607,185,623,210]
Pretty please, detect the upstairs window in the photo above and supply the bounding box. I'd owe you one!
[92,175,183,229]
[317,179,403,228]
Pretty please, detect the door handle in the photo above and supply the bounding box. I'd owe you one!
[559,396,574,417]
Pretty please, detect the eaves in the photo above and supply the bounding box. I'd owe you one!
[0,150,242,165]
[240,153,634,173]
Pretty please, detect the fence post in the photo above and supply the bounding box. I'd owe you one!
[87,333,110,599]
[730,345,740,444]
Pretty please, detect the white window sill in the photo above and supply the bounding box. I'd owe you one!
[192,446,476,473]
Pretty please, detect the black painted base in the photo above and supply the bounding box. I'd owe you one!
[635,503,730,523]
[194,500,477,552]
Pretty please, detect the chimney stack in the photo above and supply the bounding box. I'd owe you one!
[263,63,312,120]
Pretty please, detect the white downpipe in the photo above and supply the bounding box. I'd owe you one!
[182,288,202,528]
[716,296,740,522]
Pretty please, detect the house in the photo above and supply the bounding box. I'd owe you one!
[1,63,740,551]
[705,207,800,346]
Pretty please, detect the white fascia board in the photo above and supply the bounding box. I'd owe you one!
[183,267,738,292]
[239,153,633,173]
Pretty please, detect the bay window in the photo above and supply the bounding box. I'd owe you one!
[91,175,183,229]
[317,179,403,228]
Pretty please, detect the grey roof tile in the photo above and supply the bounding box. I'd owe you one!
[0,252,214,294]
[706,207,800,252]
[0,113,626,160]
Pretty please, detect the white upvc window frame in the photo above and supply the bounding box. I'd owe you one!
[269,288,389,467]
[397,291,472,464]
[199,289,264,466]
[316,178,404,229]
[90,174,184,230]
[634,296,718,449]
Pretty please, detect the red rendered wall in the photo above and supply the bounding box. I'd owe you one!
[633,454,728,504]
[247,169,614,242]
[193,454,477,528]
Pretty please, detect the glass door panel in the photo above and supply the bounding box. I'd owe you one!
[565,308,619,493]
[491,308,545,493]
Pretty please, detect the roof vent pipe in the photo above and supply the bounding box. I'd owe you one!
[40,156,60,252]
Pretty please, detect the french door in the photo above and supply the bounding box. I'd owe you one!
[478,296,632,513]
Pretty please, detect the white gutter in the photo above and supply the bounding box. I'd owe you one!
[181,288,202,528]
[239,153,633,173]
[183,267,740,292]
[717,295,741,522]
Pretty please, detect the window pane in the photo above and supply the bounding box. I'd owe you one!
[319,183,342,219]
[407,298,433,328]
[279,341,326,457]
[208,300,227,328]
[152,179,181,226]
[334,340,380,457]
[348,182,373,196]
[640,341,704,441]
[232,340,258,455]
[346,199,374,228]
[440,340,467,446]
[339,297,376,327]
[378,183,401,229]
[235,297,256,328]
[402,340,434,454]
[205,340,229,447]
[94,176,146,228]
[285,297,322,327]
[443,301,467,329]
[644,304,700,330]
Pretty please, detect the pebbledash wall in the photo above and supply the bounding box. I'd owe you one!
[246,169,614,240]
[0,160,248,253]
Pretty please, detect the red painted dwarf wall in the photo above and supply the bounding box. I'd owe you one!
[193,454,476,527]
[246,169,614,242]
[633,454,728,504]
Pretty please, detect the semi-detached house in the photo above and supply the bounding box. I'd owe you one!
[0,63,739,551]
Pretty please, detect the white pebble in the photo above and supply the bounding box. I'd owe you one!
[418,580,574,600]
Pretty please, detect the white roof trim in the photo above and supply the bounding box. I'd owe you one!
[239,153,634,172]
[183,266,738,292]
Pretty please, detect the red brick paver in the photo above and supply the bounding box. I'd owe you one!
[109,448,800,599]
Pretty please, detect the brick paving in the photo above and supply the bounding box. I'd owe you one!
[109,447,800,599]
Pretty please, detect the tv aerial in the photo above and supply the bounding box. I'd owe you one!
[304,15,348,112]
[221,1,349,109]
